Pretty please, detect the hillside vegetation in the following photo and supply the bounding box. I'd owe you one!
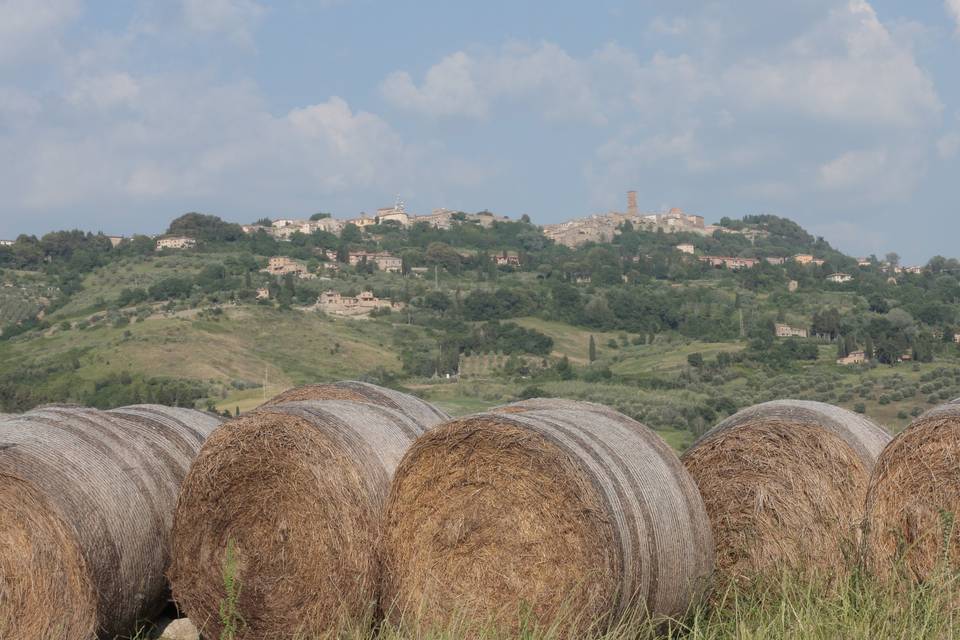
[3,212,960,448]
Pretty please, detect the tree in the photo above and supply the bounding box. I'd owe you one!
[864,335,874,359]
[253,218,272,226]
[868,295,890,314]
[310,212,332,220]
[422,291,452,317]
[811,308,841,339]
[837,336,849,359]
[687,352,704,368]
[885,252,901,269]
[588,335,597,362]
[167,213,243,242]
[340,223,362,244]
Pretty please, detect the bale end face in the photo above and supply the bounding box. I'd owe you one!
[383,416,621,635]
[681,421,868,585]
[865,414,960,583]
[0,475,97,640]
[171,410,389,639]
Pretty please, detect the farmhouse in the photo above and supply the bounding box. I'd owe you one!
[826,272,853,283]
[676,243,695,255]
[347,251,402,272]
[264,256,309,278]
[155,236,196,251]
[0,239,14,246]
[317,290,403,316]
[256,288,270,300]
[764,256,786,265]
[493,251,521,267]
[699,256,758,270]
[774,323,808,338]
[837,350,867,365]
[791,254,825,267]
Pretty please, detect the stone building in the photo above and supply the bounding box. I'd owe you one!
[774,323,808,338]
[155,236,196,251]
[317,290,403,316]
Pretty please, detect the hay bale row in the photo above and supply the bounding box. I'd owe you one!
[382,399,714,636]
[864,400,960,582]
[170,383,450,640]
[681,400,891,586]
[0,404,222,640]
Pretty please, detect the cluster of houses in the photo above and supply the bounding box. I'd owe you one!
[238,199,509,241]
[693,250,827,272]
[541,191,769,248]
[679,243,926,285]
[772,321,958,367]
[772,322,871,367]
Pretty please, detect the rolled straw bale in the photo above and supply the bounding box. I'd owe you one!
[382,400,714,636]
[0,404,221,640]
[261,380,448,424]
[681,399,891,585]
[170,396,449,640]
[864,401,960,582]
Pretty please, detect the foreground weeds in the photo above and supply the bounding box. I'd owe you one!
[127,567,960,640]
[331,570,960,640]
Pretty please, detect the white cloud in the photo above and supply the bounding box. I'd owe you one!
[938,131,960,158]
[381,52,486,118]
[0,0,81,63]
[816,145,923,200]
[947,0,960,34]
[818,148,890,189]
[381,42,638,124]
[724,1,941,128]
[67,73,141,110]
[0,67,482,226]
[181,0,265,44]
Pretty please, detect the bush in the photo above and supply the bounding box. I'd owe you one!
[854,403,866,414]
[518,385,550,400]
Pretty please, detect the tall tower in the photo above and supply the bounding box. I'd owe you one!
[627,190,638,216]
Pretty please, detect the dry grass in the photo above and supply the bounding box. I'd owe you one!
[865,403,960,584]
[682,421,869,587]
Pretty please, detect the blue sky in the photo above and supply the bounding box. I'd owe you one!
[1,0,959,262]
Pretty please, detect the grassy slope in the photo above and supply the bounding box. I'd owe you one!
[1,305,406,413]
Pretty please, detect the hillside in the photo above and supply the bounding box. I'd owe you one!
[2,212,960,450]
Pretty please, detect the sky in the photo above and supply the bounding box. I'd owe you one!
[0,0,958,263]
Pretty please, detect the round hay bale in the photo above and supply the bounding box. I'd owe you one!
[382,400,714,636]
[170,397,449,640]
[261,380,447,424]
[681,400,890,586]
[0,405,221,640]
[864,401,960,582]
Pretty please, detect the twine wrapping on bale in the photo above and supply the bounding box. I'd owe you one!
[681,399,891,586]
[864,401,960,583]
[0,405,221,640]
[170,394,450,640]
[382,399,714,637]
[261,380,448,424]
